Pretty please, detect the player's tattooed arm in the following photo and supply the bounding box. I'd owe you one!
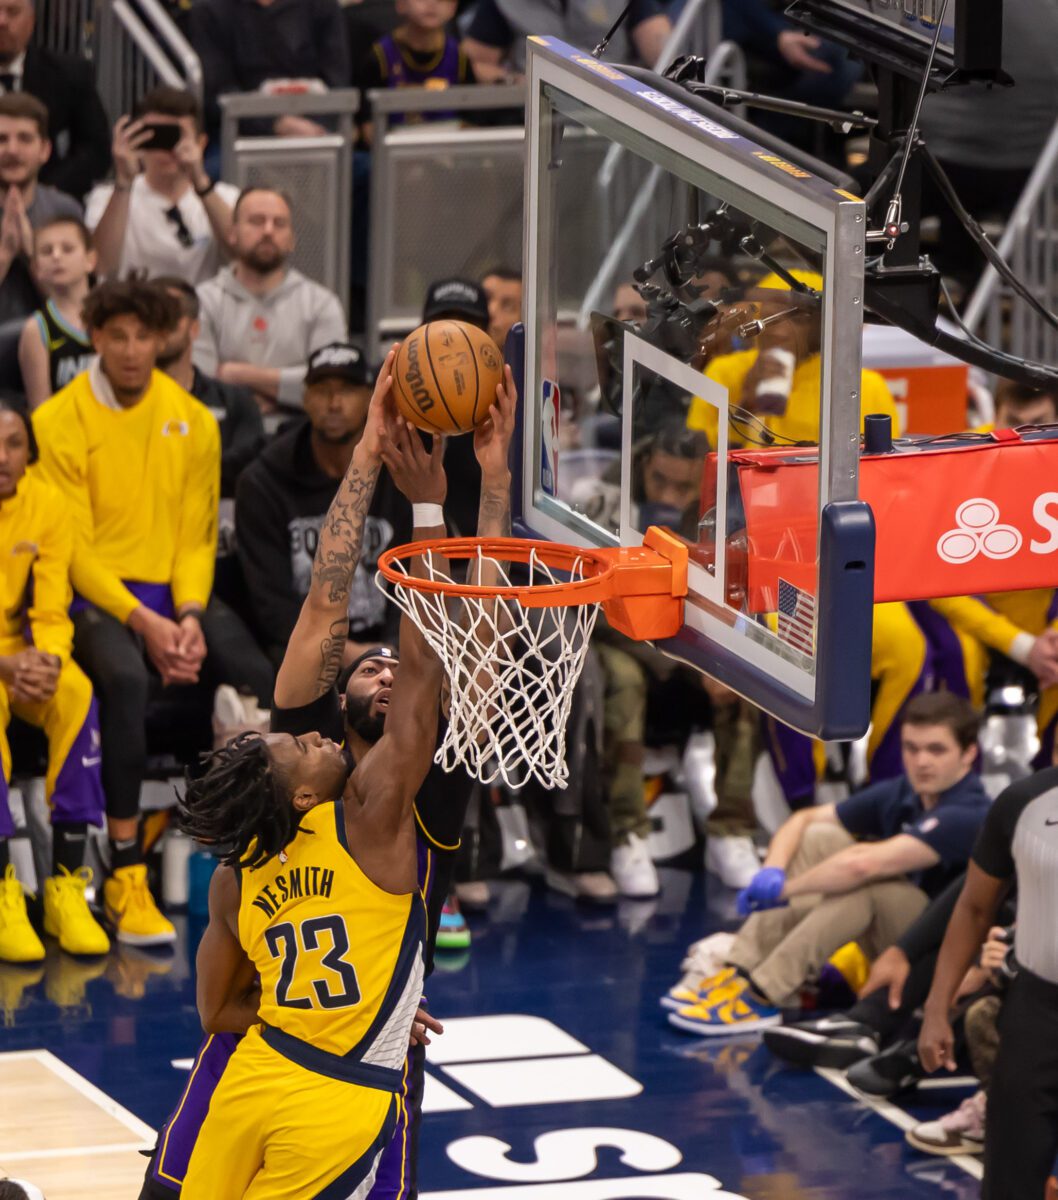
[274,352,396,709]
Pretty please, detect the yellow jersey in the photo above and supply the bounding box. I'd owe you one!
[0,468,74,660]
[687,350,899,447]
[32,368,219,623]
[238,799,425,1086]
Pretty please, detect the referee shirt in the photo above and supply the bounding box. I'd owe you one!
[972,766,1058,986]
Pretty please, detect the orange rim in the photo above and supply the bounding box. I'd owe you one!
[376,536,619,606]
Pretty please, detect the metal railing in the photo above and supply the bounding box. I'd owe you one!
[34,0,94,58]
[577,40,748,324]
[94,0,202,124]
[962,116,1058,369]
[654,0,723,73]
[366,85,527,360]
[220,91,358,306]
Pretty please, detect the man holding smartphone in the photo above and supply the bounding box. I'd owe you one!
[85,86,238,285]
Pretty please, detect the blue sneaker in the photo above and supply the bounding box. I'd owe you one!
[668,977,781,1036]
[436,896,471,951]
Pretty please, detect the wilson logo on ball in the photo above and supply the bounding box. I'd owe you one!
[403,335,435,415]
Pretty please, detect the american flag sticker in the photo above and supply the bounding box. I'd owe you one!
[777,578,816,656]
[540,378,560,497]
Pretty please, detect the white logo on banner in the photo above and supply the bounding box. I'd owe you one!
[936,498,1023,564]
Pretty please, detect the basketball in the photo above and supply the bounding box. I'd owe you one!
[393,320,504,435]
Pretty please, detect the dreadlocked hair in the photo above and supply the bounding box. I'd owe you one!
[179,732,305,870]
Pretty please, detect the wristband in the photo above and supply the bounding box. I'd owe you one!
[412,503,444,528]
[195,178,217,198]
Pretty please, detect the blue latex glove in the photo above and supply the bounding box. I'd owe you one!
[736,867,787,917]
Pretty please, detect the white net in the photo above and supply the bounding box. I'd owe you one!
[377,545,603,790]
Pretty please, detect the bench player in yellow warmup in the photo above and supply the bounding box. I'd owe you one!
[178,433,446,1198]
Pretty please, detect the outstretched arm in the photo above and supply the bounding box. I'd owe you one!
[274,351,396,708]
[347,424,447,893]
[474,365,516,541]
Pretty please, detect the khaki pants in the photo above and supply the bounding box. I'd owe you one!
[727,823,929,1005]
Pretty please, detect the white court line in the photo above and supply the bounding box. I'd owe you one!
[815,1067,983,1181]
[0,1049,155,1143]
[2,1143,151,1163]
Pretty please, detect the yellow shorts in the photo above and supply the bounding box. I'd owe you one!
[182,1025,397,1200]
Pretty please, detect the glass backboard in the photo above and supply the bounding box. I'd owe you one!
[511,38,877,739]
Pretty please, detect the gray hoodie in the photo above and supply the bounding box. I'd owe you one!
[193,265,348,406]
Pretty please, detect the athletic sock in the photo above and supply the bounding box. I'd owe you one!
[52,822,90,875]
[109,834,141,872]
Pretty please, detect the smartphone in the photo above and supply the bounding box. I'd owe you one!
[140,122,182,152]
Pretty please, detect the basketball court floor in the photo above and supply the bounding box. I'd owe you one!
[0,870,981,1200]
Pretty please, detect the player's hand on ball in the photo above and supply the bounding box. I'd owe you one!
[360,346,398,462]
[473,364,517,479]
[381,415,446,506]
[409,1007,444,1047]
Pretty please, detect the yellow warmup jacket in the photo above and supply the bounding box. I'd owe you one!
[687,350,899,446]
[0,469,75,660]
[33,370,220,622]
[931,591,1056,662]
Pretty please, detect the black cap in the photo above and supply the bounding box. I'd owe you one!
[305,342,372,387]
[422,278,489,329]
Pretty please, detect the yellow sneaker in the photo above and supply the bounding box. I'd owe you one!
[104,864,176,946]
[43,866,110,956]
[661,965,737,1012]
[0,864,45,964]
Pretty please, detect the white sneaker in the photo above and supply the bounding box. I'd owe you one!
[611,834,660,899]
[705,836,760,889]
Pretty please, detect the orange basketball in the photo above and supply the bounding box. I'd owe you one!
[393,320,504,435]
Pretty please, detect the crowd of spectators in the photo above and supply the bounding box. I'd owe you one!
[0,2,1055,1197]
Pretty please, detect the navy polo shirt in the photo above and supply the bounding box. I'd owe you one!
[835,771,991,896]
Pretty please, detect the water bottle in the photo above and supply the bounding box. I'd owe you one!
[162,829,193,908]
[188,849,217,918]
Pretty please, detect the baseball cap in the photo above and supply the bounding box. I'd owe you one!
[422,278,489,328]
[305,342,372,387]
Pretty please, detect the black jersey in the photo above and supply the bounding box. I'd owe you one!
[271,687,472,976]
[34,301,94,394]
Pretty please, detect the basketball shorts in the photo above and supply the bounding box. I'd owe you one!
[181,1025,398,1200]
[141,1029,427,1200]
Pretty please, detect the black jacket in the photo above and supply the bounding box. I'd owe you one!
[188,0,351,132]
[23,46,111,201]
[189,366,265,498]
[234,420,409,651]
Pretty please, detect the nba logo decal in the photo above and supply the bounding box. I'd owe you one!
[541,379,560,497]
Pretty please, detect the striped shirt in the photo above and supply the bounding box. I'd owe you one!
[972,767,1058,985]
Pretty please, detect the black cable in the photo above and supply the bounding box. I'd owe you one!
[923,147,1058,334]
[592,2,635,59]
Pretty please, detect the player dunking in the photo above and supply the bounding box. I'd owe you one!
[144,354,516,1198]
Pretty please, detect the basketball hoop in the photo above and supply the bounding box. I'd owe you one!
[376,527,688,790]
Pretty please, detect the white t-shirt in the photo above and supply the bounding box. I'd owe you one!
[84,176,240,285]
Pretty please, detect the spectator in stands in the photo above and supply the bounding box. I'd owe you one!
[463,1,671,81]
[154,276,263,497]
[718,0,862,157]
[18,217,95,409]
[32,281,216,947]
[0,0,109,199]
[613,282,648,326]
[235,342,409,667]
[85,88,237,285]
[188,0,351,139]
[666,693,989,1035]
[0,396,109,963]
[481,265,522,352]
[920,765,1058,1199]
[194,187,348,412]
[0,94,81,325]
[356,0,475,143]
[919,0,1058,287]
